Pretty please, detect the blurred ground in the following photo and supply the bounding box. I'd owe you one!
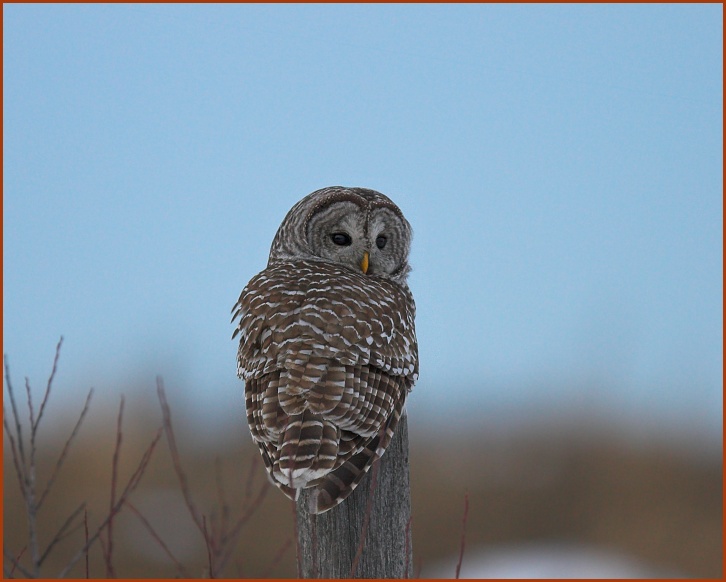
[426,543,682,578]
[3,393,722,578]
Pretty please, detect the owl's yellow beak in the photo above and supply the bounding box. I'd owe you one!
[361,251,369,274]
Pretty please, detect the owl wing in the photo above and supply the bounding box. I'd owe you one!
[232,260,418,513]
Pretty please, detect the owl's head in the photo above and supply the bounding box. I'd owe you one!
[269,186,413,285]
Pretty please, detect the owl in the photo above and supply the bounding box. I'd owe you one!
[231,186,418,514]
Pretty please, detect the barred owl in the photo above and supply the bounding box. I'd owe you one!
[231,186,418,514]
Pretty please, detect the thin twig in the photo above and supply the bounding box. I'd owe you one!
[4,356,28,470]
[4,356,37,573]
[4,548,32,579]
[3,408,27,502]
[37,388,94,510]
[156,378,272,577]
[58,427,163,578]
[223,473,269,544]
[156,377,206,535]
[25,376,39,563]
[203,516,214,578]
[84,509,90,579]
[127,502,190,577]
[15,376,40,573]
[104,396,125,578]
[39,502,87,565]
[215,476,270,574]
[29,339,64,574]
[159,379,258,576]
[34,337,63,433]
[25,378,36,443]
[4,342,66,577]
[97,533,108,567]
[25,462,40,573]
[455,491,469,579]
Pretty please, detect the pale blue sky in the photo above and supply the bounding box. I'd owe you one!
[3,4,723,443]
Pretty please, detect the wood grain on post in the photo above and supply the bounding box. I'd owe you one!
[295,414,413,578]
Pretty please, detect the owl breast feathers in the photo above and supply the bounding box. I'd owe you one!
[232,186,417,514]
[232,259,417,513]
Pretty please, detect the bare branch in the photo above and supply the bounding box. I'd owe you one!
[203,515,214,578]
[455,490,469,579]
[23,374,41,575]
[5,341,67,577]
[3,408,27,502]
[28,339,66,566]
[4,355,28,479]
[25,377,36,442]
[57,427,163,578]
[156,377,206,535]
[224,473,269,545]
[215,475,270,574]
[104,396,125,578]
[84,509,90,579]
[34,337,63,433]
[37,388,94,510]
[97,532,108,567]
[127,502,190,577]
[4,547,32,579]
[20,386,40,573]
[39,502,87,565]
[155,378,273,577]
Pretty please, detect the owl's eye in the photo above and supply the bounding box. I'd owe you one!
[376,235,387,250]
[331,232,352,246]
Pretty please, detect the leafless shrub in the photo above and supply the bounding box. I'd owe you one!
[3,341,280,578]
[3,339,162,578]
[156,377,272,577]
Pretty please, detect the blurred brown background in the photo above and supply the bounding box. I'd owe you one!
[3,388,721,578]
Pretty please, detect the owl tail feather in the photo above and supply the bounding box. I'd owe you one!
[310,444,376,513]
[309,398,405,514]
[275,410,339,489]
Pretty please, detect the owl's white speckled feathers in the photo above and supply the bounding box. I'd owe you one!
[232,186,418,513]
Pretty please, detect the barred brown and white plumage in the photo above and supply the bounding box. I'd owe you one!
[231,186,418,514]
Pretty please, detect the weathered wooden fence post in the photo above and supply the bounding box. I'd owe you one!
[295,414,413,578]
